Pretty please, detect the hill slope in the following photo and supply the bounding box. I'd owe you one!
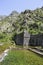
[0,7,43,43]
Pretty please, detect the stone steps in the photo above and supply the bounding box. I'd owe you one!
[28,48,43,56]
[0,49,9,62]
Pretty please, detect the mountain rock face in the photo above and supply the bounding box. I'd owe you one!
[0,7,43,45]
[0,7,43,34]
[0,11,19,33]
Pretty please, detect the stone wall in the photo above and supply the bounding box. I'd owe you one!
[29,34,43,46]
[14,33,24,45]
[14,31,43,46]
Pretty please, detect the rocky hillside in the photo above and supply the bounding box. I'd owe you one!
[0,11,19,33]
[0,7,43,38]
[13,7,43,35]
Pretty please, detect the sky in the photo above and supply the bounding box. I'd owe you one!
[0,0,43,15]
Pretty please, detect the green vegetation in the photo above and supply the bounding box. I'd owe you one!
[0,7,43,35]
[0,32,13,43]
[0,7,43,65]
[0,50,43,65]
[0,43,12,54]
[0,7,43,51]
[0,7,43,45]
